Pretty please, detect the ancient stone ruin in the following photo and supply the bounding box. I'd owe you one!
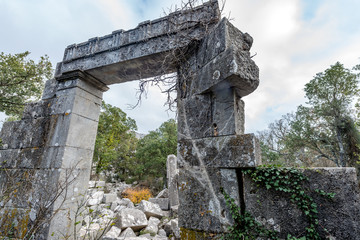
[0,0,359,239]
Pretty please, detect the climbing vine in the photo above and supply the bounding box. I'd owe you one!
[222,166,335,240]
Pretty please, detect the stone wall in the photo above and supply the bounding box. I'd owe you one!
[0,73,107,239]
[244,167,360,239]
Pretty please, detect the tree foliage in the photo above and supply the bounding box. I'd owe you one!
[135,119,177,184]
[0,51,52,117]
[93,101,138,180]
[258,62,360,169]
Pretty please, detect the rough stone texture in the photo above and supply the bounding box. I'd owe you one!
[103,193,117,203]
[176,13,261,234]
[137,200,164,219]
[178,167,239,233]
[116,208,148,231]
[156,188,168,198]
[4,0,360,238]
[178,134,261,168]
[119,227,136,238]
[55,0,220,85]
[148,198,169,211]
[0,72,105,239]
[103,226,122,239]
[88,191,105,206]
[164,219,180,239]
[244,167,360,239]
[166,155,179,208]
[142,216,160,236]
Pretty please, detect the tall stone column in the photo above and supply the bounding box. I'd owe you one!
[0,71,108,239]
[177,18,261,236]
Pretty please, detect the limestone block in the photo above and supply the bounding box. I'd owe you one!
[22,99,52,119]
[0,168,61,209]
[177,91,245,139]
[158,229,167,237]
[119,227,136,237]
[0,148,44,169]
[56,76,105,99]
[0,117,50,149]
[189,19,258,97]
[103,193,117,203]
[52,86,102,121]
[178,167,239,232]
[42,78,58,100]
[177,94,213,139]
[59,146,94,169]
[178,134,261,168]
[63,113,99,150]
[103,226,122,239]
[142,216,160,236]
[114,205,126,213]
[89,181,96,188]
[95,181,106,188]
[244,167,360,239]
[116,208,148,231]
[156,188,168,198]
[88,191,105,206]
[167,155,179,208]
[119,198,135,208]
[137,200,165,219]
[164,219,180,238]
[148,198,169,211]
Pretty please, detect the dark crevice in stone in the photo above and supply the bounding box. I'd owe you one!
[236,168,246,215]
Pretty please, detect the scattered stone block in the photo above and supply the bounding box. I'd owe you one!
[148,198,169,211]
[88,191,104,206]
[137,200,164,219]
[120,198,135,208]
[103,193,117,203]
[102,226,121,239]
[116,208,148,231]
[156,189,168,198]
[158,229,167,237]
[120,227,136,238]
[142,216,160,236]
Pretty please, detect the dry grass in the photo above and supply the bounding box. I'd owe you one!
[122,187,153,204]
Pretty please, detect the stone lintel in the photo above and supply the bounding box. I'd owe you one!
[55,0,220,84]
[56,70,109,92]
[178,134,261,168]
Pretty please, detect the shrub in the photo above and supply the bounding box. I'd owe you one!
[122,187,152,204]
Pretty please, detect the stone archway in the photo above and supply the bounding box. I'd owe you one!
[0,1,261,238]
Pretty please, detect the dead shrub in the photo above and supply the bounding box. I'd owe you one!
[121,187,152,204]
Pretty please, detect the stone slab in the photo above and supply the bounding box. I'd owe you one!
[178,134,261,168]
[178,167,239,233]
[177,90,245,139]
[148,198,169,211]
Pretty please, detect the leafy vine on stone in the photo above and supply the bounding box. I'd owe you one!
[222,166,335,240]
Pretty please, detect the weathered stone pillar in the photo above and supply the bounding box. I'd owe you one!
[177,18,261,236]
[0,71,107,239]
[167,154,179,210]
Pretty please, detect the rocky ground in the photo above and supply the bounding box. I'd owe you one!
[77,181,180,240]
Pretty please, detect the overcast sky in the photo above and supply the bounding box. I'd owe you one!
[1,0,359,134]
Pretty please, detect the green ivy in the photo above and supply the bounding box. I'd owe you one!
[222,166,335,240]
[221,189,278,240]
